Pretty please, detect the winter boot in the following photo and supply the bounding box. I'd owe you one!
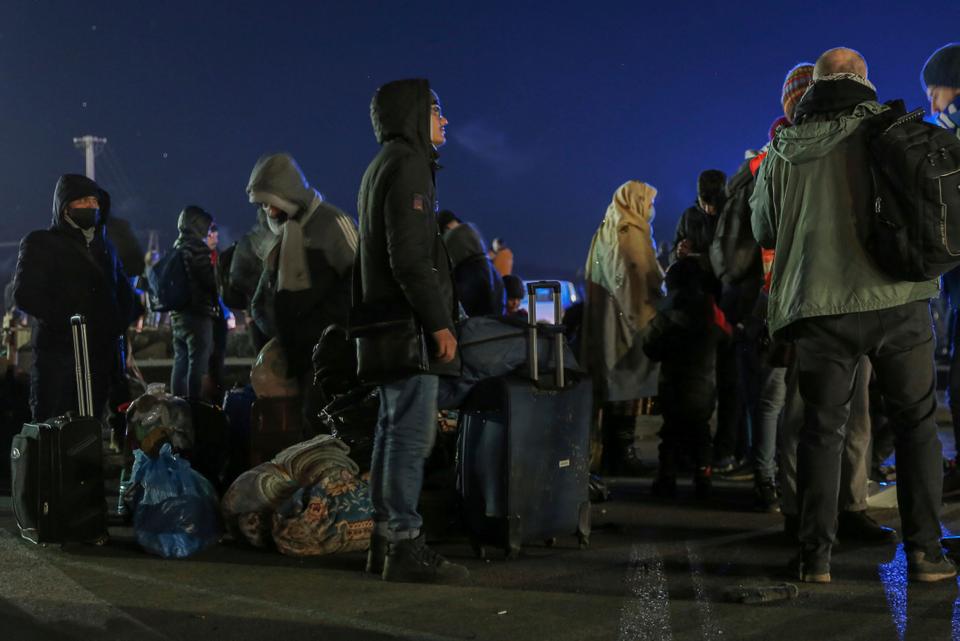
[382,534,469,584]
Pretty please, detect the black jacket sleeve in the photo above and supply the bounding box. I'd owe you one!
[641,313,672,362]
[12,232,64,323]
[383,161,450,333]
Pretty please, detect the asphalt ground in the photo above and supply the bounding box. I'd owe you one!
[3,451,960,641]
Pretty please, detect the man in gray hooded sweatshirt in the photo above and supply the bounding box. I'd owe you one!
[246,153,358,383]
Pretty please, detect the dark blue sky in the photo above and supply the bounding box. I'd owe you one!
[1,2,956,277]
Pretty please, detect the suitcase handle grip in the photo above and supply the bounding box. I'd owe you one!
[70,315,94,417]
[525,281,564,389]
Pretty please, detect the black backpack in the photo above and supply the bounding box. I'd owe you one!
[709,159,762,284]
[146,248,190,312]
[866,101,960,281]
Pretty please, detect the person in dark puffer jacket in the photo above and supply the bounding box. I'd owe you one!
[13,174,136,420]
[169,206,218,400]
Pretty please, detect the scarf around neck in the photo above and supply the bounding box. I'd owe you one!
[276,192,323,292]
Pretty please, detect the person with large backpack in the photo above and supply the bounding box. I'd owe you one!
[751,47,954,583]
[168,206,219,400]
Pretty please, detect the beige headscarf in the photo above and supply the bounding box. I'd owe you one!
[586,181,663,331]
[583,181,664,396]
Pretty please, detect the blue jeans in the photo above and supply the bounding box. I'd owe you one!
[752,366,786,483]
[369,374,439,539]
[170,312,213,399]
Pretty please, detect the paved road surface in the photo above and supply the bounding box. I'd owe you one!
[2,470,960,641]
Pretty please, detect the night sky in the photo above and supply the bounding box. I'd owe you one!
[1,2,956,279]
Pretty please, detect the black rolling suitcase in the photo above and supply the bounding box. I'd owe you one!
[10,315,108,545]
[457,281,592,559]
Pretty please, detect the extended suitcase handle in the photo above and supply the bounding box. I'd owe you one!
[70,315,94,418]
[526,281,565,389]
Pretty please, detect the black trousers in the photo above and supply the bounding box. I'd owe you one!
[793,301,942,558]
[658,385,714,476]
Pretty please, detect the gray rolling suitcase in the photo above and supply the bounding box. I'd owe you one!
[10,315,108,545]
[457,281,591,559]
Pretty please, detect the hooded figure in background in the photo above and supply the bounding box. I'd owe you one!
[246,153,357,380]
[227,208,275,353]
[437,209,504,316]
[169,205,219,400]
[13,174,136,420]
[582,180,663,476]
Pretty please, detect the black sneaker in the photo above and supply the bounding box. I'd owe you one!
[907,550,957,583]
[754,479,780,513]
[837,510,898,545]
[365,533,387,575]
[712,456,736,474]
[383,534,469,584]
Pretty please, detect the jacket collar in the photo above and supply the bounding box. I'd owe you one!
[793,78,878,123]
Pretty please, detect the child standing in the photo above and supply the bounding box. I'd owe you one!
[643,257,731,498]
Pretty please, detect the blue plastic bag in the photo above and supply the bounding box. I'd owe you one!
[130,443,223,559]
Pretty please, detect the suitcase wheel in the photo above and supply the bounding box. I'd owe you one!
[544,538,556,548]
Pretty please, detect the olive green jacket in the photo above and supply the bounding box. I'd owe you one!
[750,99,939,334]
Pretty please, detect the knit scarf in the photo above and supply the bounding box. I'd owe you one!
[276,192,322,292]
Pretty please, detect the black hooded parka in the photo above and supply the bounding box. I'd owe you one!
[354,79,460,377]
[13,174,136,419]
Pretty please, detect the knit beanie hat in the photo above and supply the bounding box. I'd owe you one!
[782,63,814,123]
[923,43,960,89]
[768,115,791,141]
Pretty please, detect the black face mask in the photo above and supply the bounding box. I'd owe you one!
[67,207,99,230]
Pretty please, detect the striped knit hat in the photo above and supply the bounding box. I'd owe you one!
[782,63,815,123]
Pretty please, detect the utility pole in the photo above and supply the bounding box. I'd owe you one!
[72,135,107,180]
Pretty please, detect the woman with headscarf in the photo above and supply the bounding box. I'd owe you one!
[582,181,663,476]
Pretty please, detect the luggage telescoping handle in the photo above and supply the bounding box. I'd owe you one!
[526,280,565,389]
[70,315,95,418]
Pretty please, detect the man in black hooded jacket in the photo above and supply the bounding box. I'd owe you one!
[13,174,135,421]
[354,79,467,584]
[169,206,219,400]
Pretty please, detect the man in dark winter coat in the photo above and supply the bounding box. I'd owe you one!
[246,153,357,380]
[169,206,219,400]
[437,209,503,316]
[13,174,136,420]
[354,79,467,584]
